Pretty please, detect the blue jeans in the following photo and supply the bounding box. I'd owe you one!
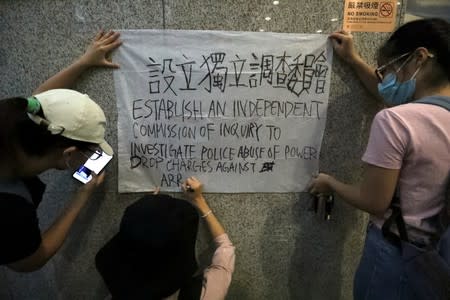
[353,222,408,300]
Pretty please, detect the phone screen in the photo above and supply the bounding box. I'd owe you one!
[73,152,113,184]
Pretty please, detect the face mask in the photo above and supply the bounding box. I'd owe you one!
[377,63,422,106]
[377,66,422,106]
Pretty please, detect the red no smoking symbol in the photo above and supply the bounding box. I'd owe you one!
[380,2,393,17]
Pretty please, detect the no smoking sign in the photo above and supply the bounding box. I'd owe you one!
[343,0,398,32]
[380,2,394,18]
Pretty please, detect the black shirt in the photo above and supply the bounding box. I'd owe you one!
[0,176,45,265]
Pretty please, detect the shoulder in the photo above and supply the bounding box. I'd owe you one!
[0,192,34,209]
[0,192,41,265]
[373,100,450,136]
[0,192,38,224]
[0,177,45,207]
[371,101,440,133]
[382,99,449,122]
[374,106,407,124]
[370,107,410,141]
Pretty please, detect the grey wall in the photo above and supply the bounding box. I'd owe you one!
[0,1,405,299]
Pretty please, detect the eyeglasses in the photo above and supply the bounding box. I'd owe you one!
[80,147,103,160]
[375,52,412,83]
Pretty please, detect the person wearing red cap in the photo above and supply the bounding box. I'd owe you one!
[0,30,121,272]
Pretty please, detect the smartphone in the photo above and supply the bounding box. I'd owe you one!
[73,151,113,184]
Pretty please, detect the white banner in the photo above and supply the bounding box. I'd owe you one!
[113,30,333,193]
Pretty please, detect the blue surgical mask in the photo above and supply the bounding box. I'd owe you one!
[377,66,421,106]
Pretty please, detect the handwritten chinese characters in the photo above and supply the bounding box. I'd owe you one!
[146,51,329,96]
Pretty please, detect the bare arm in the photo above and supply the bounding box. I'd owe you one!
[307,164,399,215]
[329,31,383,102]
[182,178,235,300]
[194,197,226,239]
[33,30,122,95]
[182,177,225,239]
[7,173,105,272]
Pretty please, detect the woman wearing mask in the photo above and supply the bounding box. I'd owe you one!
[0,30,121,272]
[308,19,450,299]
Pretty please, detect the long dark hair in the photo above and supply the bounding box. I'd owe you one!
[0,97,93,158]
[378,18,450,84]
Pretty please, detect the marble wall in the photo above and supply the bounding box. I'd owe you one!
[0,0,405,299]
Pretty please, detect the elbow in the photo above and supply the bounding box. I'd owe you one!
[6,244,52,273]
[363,196,390,216]
[366,206,387,217]
[359,183,392,216]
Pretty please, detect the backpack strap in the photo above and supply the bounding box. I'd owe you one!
[384,97,450,248]
[414,95,450,224]
[414,97,450,111]
[382,195,409,247]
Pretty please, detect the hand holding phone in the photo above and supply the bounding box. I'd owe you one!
[73,151,113,184]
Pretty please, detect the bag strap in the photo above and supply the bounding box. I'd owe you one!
[383,97,449,245]
[413,96,450,211]
[382,195,409,247]
[414,97,450,111]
